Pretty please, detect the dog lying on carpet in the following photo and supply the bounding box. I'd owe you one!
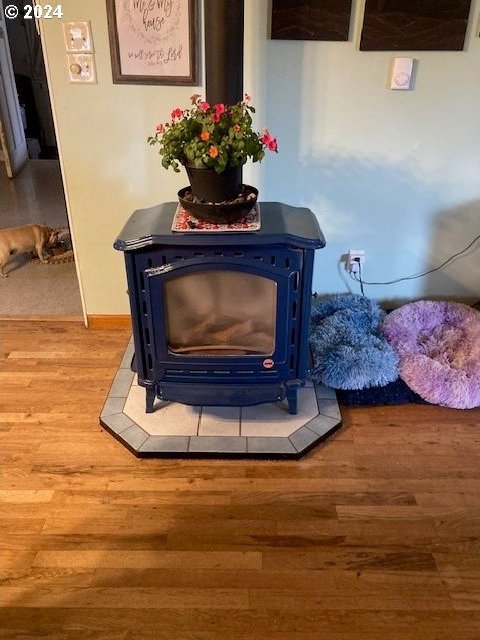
[0,224,59,277]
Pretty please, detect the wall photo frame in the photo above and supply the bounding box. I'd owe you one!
[271,0,353,41]
[360,0,472,51]
[106,0,197,85]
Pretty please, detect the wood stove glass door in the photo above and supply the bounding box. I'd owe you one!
[163,270,276,356]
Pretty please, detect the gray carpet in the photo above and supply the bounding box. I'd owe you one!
[0,253,82,316]
[1,160,83,316]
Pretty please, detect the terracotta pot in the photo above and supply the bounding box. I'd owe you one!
[184,164,242,202]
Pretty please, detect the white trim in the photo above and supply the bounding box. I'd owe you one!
[37,20,88,327]
[0,0,28,176]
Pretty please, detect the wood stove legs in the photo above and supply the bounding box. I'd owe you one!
[286,384,298,415]
[145,386,156,413]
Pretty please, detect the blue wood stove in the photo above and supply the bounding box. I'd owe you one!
[114,202,325,415]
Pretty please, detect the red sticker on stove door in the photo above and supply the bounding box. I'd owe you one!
[263,358,274,369]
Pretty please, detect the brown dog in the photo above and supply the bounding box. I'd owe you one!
[0,224,59,277]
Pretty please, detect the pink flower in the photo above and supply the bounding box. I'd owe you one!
[171,108,183,120]
[261,130,278,152]
[244,93,251,102]
[261,131,272,145]
[214,103,226,116]
[267,137,278,152]
[199,101,210,112]
[155,123,165,134]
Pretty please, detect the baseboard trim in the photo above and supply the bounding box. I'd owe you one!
[0,315,84,323]
[87,315,132,330]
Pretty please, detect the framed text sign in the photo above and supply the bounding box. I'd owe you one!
[106,0,197,85]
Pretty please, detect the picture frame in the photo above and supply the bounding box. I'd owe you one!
[271,0,353,42]
[360,0,472,51]
[106,0,197,85]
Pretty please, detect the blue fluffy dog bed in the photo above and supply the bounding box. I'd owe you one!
[309,294,399,390]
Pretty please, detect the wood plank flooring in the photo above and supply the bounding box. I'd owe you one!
[1,320,479,639]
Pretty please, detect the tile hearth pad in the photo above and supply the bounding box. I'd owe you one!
[100,339,342,458]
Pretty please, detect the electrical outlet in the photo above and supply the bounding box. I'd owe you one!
[345,249,365,273]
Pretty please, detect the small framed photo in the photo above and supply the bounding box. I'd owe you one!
[63,21,94,53]
[106,0,197,85]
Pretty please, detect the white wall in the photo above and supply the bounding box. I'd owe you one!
[245,0,480,303]
[41,0,480,315]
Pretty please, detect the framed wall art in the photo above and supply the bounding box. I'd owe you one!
[271,0,353,41]
[106,0,197,85]
[360,0,472,51]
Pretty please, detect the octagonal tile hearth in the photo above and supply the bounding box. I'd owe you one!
[100,340,342,458]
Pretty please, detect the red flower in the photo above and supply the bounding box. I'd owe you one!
[267,137,278,152]
[171,108,183,120]
[214,103,226,116]
[199,101,210,112]
[261,131,272,145]
[261,130,278,152]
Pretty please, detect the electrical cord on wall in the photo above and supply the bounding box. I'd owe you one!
[350,233,480,291]
[354,258,365,295]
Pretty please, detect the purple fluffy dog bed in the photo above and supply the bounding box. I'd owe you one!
[382,301,480,409]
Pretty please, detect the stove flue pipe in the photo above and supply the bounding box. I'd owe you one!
[204,0,244,107]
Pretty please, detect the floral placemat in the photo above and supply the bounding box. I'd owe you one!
[171,203,261,232]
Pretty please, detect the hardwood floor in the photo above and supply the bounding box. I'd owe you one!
[1,320,479,639]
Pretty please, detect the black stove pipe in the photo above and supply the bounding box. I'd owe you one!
[204,0,244,106]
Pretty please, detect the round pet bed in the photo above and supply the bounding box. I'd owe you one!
[309,294,399,390]
[382,301,480,409]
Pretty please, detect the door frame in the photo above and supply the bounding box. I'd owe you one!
[34,11,88,326]
[0,1,28,176]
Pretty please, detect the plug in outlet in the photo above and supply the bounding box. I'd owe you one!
[345,250,365,273]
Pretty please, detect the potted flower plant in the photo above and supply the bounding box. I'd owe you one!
[148,93,278,205]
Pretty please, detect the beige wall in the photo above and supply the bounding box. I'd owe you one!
[41,0,203,315]
[41,1,480,315]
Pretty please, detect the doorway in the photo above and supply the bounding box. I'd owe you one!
[0,0,84,319]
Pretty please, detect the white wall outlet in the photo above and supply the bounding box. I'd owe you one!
[68,54,97,84]
[389,57,414,91]
[345,250,365,273]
